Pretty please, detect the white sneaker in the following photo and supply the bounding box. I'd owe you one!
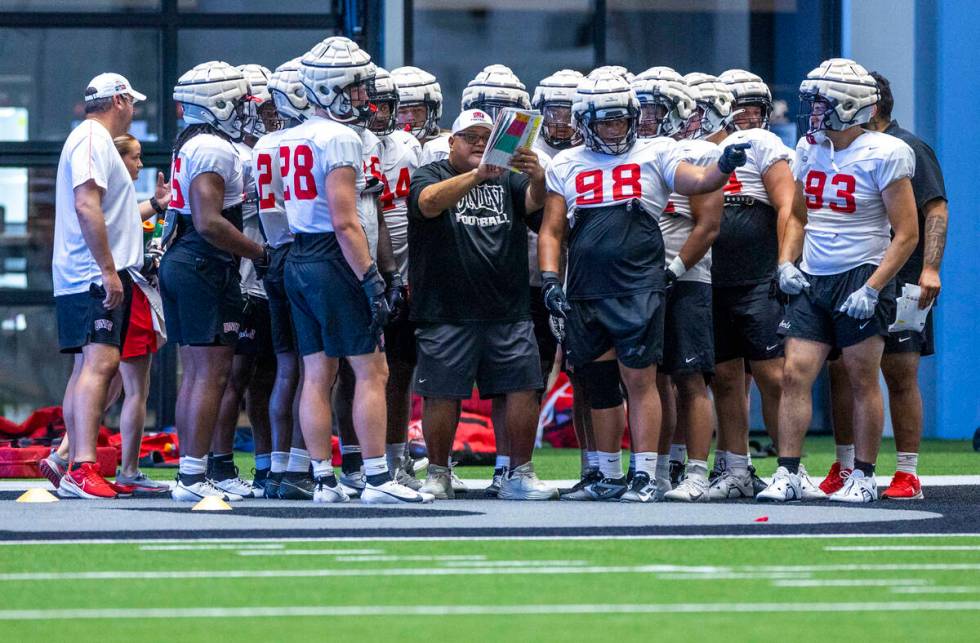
[172,477,242,502]
[829,469,877,504]
[362,479,435,504]
[313,475,350,503]
[498,462,558,501]
[212,475,258,499]
[663,475,709,502]
[449,462,468,493]
[621,472,659,503]
[708,470,754,500]
[419,464,454,499]
[755,466,801,503]
[339,469,366,498]
[799,465,828,500]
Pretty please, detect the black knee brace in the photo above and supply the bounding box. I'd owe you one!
[577,360,624,409]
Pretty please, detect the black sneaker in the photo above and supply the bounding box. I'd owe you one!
[749,465,767,495]
[559,467,602,500]
[709,468,723,483]
[251,468,270,498]
[669,460,685,487]
[279,471,316,500]
[264,471,282,499]
[584,476,628,501]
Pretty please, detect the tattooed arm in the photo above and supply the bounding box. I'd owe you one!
[918,197,948,309]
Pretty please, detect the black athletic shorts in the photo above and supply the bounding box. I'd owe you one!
[263,244,296,354]
[778,263,897,350]
[884,281,935,357]
[662,281,714,375]
[284,235,378,358]
[414,320,542,399]
[159,249,241,347]
[55,271,134,353]
[713,280,784,363]
[236,294,274,359]
[384,317,418,366]
[529,285,558,378]
[565,290,665,370]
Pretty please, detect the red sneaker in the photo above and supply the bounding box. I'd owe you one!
[882,471,923,500]
[108,481,136,497]
[38,455,67,489]
[818,462,852,495]
[57,462,118,499]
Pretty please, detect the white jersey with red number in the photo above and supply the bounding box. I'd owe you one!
[252,127,292,249]
[420,133,450,165]
[660,138,720,284]
[234,141,266,298]
[379,129,421,278]
[278,116,364,234]
[546,138,689,222]
[359,128,384,261]
[793,130,915,275]
[170,133,244,215]
[719,127,792,205]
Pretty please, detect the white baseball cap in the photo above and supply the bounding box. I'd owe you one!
[451,108,494,135]
[84,73,147,102]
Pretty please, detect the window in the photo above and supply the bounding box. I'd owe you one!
[0,0,159,11]
[177,0,329,12]
[177,29,330,73]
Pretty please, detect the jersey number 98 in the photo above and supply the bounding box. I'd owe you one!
[574,164,642,206]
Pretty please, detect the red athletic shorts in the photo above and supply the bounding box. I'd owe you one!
[121,285,157,359]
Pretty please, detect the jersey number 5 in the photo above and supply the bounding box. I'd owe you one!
[170,157,185,209]
[279,144,318,201]
[804,170,856,213]
[574,164,642,205]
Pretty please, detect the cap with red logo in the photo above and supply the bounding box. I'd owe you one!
[84,73,147,102]
[451,109,494,135]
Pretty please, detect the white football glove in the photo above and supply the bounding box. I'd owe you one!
[839,283,879,319]
[777,262,810,295]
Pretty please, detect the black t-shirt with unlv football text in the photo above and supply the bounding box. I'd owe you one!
[408,159,532,323]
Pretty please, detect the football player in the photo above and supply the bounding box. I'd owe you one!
[758,58,918,503]
[391,65,443,145]
[251,57,317,500]
[281,36,431,504]
[538,73,750,502]
[162,62,267,502]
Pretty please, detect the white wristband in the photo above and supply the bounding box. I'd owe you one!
[667,256,687,279]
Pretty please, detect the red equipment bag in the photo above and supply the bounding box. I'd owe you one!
[0,445,118,478]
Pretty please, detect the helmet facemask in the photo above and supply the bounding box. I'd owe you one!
[731,98,772,130]
[637,100,669,138]
[541,102,580,149]
[368,86,399,136]
[797,90,875,143]
[577,105,638,155]
[181,98,247,142]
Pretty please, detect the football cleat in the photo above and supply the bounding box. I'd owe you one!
[708,470,754,500]
[882,471,924,500]
[172,476,241,502]
[755,466,801,503]
[279,471,316,500]
[393,466,423,491]
[799,465,828,500]
[818,461,852,496]
[748,465,768,495]
[265,471,283,499]
[485,466,507,498]
[362,479,434,504]
[313,475,350,503]
[669,460,685,487]
[559,467,603,501]
[620,472,659,503]
[449,462,468,493]
[498,462,558,501]
[339,469,367,499]
[249,468,269,498]
[212,473,258,498]
[663,475,709,502]
[583,476,629,501]
[38,454,67,489]
[828,469,877,504]
[419,464,455,500]
[57,462,118,499]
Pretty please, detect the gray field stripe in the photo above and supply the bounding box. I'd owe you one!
[3,601,980,620]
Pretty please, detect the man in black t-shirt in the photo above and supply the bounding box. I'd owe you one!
[407,109,557,501]
[823,72,949,500]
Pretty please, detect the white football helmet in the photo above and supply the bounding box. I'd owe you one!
[268,57,314,124]
[299,36,376,126]
[683,72,735,138]
[532,69,584,149]
[719,68,773,129]
[631,71,697,139]
[237,63,273,138]
[588,65,634,83]
[174,61,250,141]
[798,58,879,142]
[368,67,399,137]
[572,73,640,155]
[461,64,530,121]
[390,65,442,141]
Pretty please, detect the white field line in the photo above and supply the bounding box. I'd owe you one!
[140,544,285,551]
[772,579,931,587]
[825,545,980,552]
[656,572,810,581]
[3,601,980,620]
[4,562,980,583]
[2,533,980,546]
[328,555,486,562]
[235,549,385,557]
[440,560,587,567]
[891,586,980,594]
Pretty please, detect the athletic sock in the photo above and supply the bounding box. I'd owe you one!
[254,453,271,472]
[597,450,622,479]
[270,451,289,474]
[633,452,657,477]
[287,448,311,473]
[896,451,918,475]
[727,452,749,476]
[669,444,687,464]
[777,456,800,475]
[363,456,391,486]
[686,459,709,482]
[713,450,728,474]
[586,450,599,469]
[385,443,406,471]
[495,455,510,470]
[837,444,856,470]
[854,459,875,477]
[340,444,363,475]
[311,459,334,480]
[178,455,207,483]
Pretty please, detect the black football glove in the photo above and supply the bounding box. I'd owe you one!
[361,263,390,341]
[383,271,409,322]
[252,244,271,280]
[717,142,751,174]
[140,246,164,278]
[541,271,571,343]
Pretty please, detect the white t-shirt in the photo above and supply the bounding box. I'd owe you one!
[53,120,143,296]
[379,129,422,278]
[170,133,244,214]
[359,128,383,261]
[660,138,721,284]
[252,127,293,249]
[719,127,793,205]
[233,141,265,298]
[420,133,450,166]
[278,115,364,234]
[793,130,915,275]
